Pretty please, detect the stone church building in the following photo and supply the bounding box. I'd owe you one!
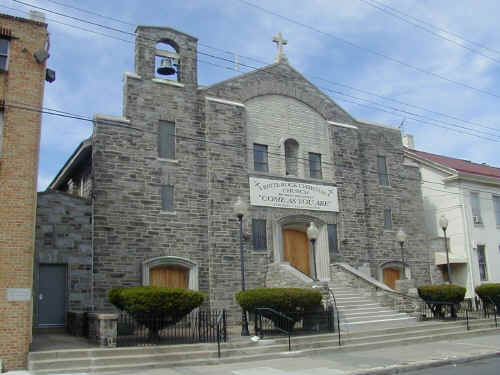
[36,25,432,325]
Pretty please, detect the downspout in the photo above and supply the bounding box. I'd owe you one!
[458,181,475,299]
[90,187,95,311]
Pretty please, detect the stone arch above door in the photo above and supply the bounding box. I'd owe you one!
[272,214,331,281]
[142,256,199,290]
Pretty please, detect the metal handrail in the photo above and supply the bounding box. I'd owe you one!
[216,310,226,358]
[255,308,293,351]
[328,289,342,346]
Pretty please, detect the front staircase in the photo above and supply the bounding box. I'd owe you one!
[329,282,416,331]
[28,318,499,374]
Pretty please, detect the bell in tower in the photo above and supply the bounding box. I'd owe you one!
[157,57,178,76]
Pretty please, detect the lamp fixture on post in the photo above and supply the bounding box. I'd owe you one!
[396,228,407,280]
[439,215,452,284]
[233,196,249,336]
[307,221,319,281]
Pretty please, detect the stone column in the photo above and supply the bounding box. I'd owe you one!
[87,313,119,347]
[316,225,330,281]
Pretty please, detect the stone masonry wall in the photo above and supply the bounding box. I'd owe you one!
[0,14,48,371]
[35,191,92,316]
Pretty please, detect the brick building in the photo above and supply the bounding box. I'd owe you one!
[44,26,432,323]
[0,13,49,371]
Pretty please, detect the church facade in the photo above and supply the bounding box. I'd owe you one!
[41,26,432,323]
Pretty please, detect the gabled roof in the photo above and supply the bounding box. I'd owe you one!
[49,138,92,190]
[405,148,500,180]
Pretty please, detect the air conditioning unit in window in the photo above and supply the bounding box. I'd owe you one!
[472,216,483,225]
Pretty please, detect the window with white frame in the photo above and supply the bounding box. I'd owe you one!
[470,192,482,225]
[493,195,500,226]
[0,38,9,71]
[477,245,488,281]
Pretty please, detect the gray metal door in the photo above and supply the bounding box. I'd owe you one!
[38,264,67,326]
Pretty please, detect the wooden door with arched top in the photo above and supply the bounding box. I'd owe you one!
[282,229,310,276]
[150,265,188,288]
[383,267,400,290]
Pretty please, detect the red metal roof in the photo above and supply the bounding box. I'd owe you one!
[406,148,500,179]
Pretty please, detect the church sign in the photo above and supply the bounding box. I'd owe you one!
[249,177,339,212]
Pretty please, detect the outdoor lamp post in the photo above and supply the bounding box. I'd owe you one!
[439,215,452,284]
[307,221,319,281]
[233,196,249,336]
[396,228,407,279]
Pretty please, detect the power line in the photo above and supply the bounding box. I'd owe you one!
[7,1,500,137]
[5,100,499,200]
[235,0,500,99]
[358,0,500,64]
[360,0,500,57]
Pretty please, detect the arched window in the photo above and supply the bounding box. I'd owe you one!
[284,139,299,176]
[155,41,179,81]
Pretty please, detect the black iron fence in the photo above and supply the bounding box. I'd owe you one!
[117,310,227,347]
[254,305,336,351]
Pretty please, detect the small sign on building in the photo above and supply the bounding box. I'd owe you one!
[7,288,32,302]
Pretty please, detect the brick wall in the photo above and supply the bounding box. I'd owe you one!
[0,13,48,371]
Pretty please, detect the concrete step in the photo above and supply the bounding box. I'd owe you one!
[28,323,500,374]
[343,313,411,323]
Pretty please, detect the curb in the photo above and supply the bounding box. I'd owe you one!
[348,351,500,375]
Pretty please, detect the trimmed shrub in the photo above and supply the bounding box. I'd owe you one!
[417,285,466,304]
[235,288,323,315]
[475,283,500,304]
[108,286,205,338]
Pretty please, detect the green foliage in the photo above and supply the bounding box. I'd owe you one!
[417,284,466,304]
[108,286,205,336]
[235,288,323,314]
[475,283,500,301]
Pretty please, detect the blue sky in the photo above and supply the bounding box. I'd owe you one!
[2,0,499,190]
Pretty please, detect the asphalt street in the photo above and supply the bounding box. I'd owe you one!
[404,356,500,375]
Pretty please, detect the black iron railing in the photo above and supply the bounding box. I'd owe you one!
[328,289,342,346]
[486,296,499,327]
[117,309,227,347]
[254,308,293,351]
[418,301,471,329]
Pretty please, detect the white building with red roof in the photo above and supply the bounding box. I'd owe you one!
[403,135,500,298]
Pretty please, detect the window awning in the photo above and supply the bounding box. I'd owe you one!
[435,252,467,265]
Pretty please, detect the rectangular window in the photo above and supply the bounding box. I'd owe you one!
[493,195,500,226]
[309,153,322,179]
[477,245,488,281]
[0,39,9,71]
[158,121,175,159]
[377,156,389,186]
[161,184,174,212]
[252,219,267,251]
[470,192,482,224]
[253,143,268,172]
[327,224,338,259]
[384,209,392,230]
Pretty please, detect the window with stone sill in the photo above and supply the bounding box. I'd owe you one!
[470,192,482,225]
[0,38,8,71]
[253,143,269,172]
[284,138,299,176]
[377,155,389,186]
[158,121,175,160]
[161,184,174,212]
[309,152,322,179]
[252,219,267,251]
[384,208,393,230]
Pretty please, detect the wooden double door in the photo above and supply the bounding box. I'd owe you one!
[383,267,400,290]
[150,265,188,288]
[282,229,310,276]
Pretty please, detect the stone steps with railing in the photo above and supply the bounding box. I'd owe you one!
[28,318,499,374]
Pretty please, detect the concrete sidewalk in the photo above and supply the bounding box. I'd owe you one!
[114,332,500,375]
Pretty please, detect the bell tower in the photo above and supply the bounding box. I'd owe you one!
[134,26,198,85]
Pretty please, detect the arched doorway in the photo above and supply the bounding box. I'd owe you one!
[150,265,188,288]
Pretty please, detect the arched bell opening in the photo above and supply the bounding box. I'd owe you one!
[155,41,180,81]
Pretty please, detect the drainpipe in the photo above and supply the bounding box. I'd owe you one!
[458,181,475,299]
[90,188,95,312]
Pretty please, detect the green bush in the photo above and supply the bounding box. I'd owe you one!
[475,283,500,302]
[108,286,205,338]
[235,288,323,314]
[417,285,466,304]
